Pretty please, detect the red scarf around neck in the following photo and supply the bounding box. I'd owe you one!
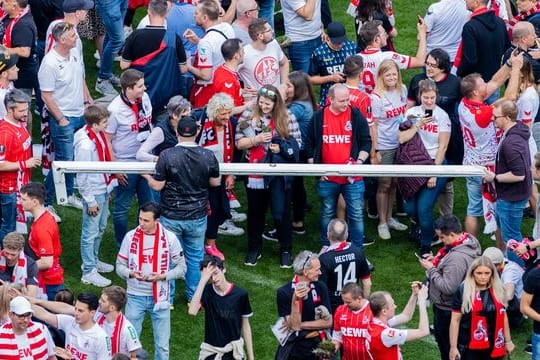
[120,92,151,134]
[85,125,116,190]
[97,312,125,355]
[432,232,469,267]
[469,287,506,357]
[199,118,234,163]
[2,5,30,48]
[508,2,540,33]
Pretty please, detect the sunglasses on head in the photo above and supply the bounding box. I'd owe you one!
[259,87,277,100]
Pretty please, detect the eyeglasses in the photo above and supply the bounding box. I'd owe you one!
[246,6,259,13]
[492,114,506,121]
[425,62,439,68]
[14,312,32,318]
[259,87,277,100]
[302,252,313,269]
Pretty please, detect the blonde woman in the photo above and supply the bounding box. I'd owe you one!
[449,256,514,360]
[371,59,408,240]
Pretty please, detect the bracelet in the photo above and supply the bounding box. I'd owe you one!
[505,340,513,344]
[505,59,512,67]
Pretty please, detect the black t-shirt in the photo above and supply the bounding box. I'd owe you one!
[451,285,498,349]
[122,26,186,64]
[523,266,540,334]
[0,255,38,286]
[408,72,463,164]
[277,280,331,319]
[29,0,63,40]
[355,11,393,51]
[318,244,371,312]
[201,284,252,351]
[154,144,220,220]
[1,13,38,89]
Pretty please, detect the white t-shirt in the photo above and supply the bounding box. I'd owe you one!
[458,99,498,166]
[501,260,524,301]
[57,314,112,360]
[358,48,411,94]
[371,85,407,150]
[405,105,451,159]
[517,85,539,125]
[281,0,322,42]
[238,40,285,90]
[425,0,470,62]
[105,93,152,161]
[14,324,55,360]
[45,19,85,70]
[194,22,235,86]
[118,227,183,296]
[38,48,85,117]
[94,312,142,354]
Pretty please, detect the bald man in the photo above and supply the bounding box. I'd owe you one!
[232,0,259,44]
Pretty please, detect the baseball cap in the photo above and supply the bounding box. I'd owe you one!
[10,296,33,315]
[63,0,95,13]
[176,115,199,137]
[327,22,347,44]
[483,247,504,265]
[0,52,18,73]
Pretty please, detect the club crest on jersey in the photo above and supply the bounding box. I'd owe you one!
[345,120,352,131]
[254,56,279,86]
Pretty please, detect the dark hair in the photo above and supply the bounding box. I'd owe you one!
[342,282,364,299]
[77,292,99,311]
[460,73,482,99]
[20,182,46,205]
[369,291,390,317]
[199,254,225,270]
[287,71,317,109]
[84,104,109,127]
[343,55,364,78]
[360,20,383,45]
[248,18,268,41]
[221,38,242,61]
[139,202,161,219]
[434,215,462,235]
[120,69,144,91]
[426,48,451,74]
[102,286,127,311]
[51,21,74,42]
[356,0,387,22]
[55,289,75,305]
[13,0,28,7]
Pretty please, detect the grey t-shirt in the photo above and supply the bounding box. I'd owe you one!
[281,0,322,42]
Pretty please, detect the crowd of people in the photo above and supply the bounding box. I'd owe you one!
[1,0,540,358]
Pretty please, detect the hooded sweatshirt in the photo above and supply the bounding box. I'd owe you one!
[456,8,510,81]
[495,121,532,202]
[427,234,481,310]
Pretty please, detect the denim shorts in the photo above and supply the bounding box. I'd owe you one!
[465,176,483,216]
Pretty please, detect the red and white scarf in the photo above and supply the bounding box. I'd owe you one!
[2,5,30,48]
[481,164,498,234]
[97,312,125,355]
[129,223,170,311]
[432,232,469,267]
[469,288,506,358]
[120,92,151,136]
[247,118,274,189]
[85,125,118,194]
[198,119,234,163]
[15,160,29,234]
[0,321,49,359]
[507,2,540,36]
[0,249,27,285]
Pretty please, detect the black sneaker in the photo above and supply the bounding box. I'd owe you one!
[292,225,306,235]
[363,235,375,247]
[408,224,421,242]
[280,252,293,268]
[263,229,278,241]
[244,252,262,266]
[524,344,532,354]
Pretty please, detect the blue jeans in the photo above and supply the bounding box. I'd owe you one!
[317,180,364,247]
[496,198,528,266]
[258,0,275,29]
[96,0,127,79]
[0,192,16,245]
[44,115,86,206]
[403,177,447,250]
[125,294,170,360]
[532,332,540,360]
[45,284,65,301]
[160,216,206,301]
[81,193,109,275]
[288,37,322,73]
[113,173,154,247]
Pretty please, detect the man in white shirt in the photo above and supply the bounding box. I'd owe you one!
[32,292,112,360]
[0,297,56,360]
[238,18,288,95]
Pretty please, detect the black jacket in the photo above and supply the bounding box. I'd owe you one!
[457,9,510,81]
[305,106,371,163]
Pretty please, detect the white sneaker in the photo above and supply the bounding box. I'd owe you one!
[230,209,247,223]
[218,220,244,236]
[46,206,62,223]
[388,217,408,231]
[81,269,111,287]
[94,50,100,60]
[97,260,114,273]
[377,224,391,240]
[61,195,83,210]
